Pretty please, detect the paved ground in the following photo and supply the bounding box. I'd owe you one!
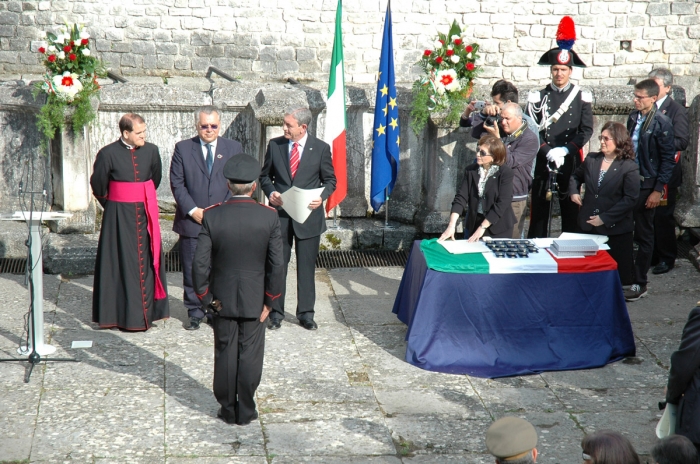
[0,255,698,463]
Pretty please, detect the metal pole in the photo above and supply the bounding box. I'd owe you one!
[383,188,395,230]
[328,206,340,230]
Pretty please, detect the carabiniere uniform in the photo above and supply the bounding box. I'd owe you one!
[527,16,594,238]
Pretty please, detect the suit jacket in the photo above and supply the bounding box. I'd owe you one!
[170,136,243,237]
[666,306,700,443]
[259,134,336,239]
[450,164,516,236]
[658,96,689,188]
[569,152,640,235]
[626,110,676,192]
[192,197,284,318]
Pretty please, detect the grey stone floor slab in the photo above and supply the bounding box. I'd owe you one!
[0,256,696,461]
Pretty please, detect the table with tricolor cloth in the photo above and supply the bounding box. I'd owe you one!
[391,239,636,378]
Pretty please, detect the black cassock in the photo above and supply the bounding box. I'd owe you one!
[90,139,170,331]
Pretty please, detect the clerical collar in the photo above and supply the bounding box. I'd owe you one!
[549,82,572,93]
[120,138,134,150]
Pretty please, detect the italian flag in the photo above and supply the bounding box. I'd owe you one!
[324,0,347,213]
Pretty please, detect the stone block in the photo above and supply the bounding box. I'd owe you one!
[160,16,181,30]
[131,41,156,55]
[490,13,514,25]
[493,25,514,40]
[647,3,671,15]
[38,1,50,10]
[174,58,190,70]
[156,55,174,69]
[645,51,669,63]
[471,25,492,39]
[0,12,19,25]
[643,27,668,40]
[663,39,698,54]
[120,54,142,68]
[142,54,157,69]
[190,56,210,71]
[689,26,700,39]
[154,31,171,42]
[669,54,695,64]
[202,17,220,31]
[609,63,652,78]
[0,25,14,37]
[650,16,679,27]
[680,15,700,26]
[156,42,178,55]
[623,50,648,64]
[95,39,111,52]
[224,45,257,59]
[100,52,121,67]
[105,28,125,41]
[125,27,153,40]
[134,17,158,29]
[513,15,539,25]
[553,4,578,15]
[191,7,210,19]
[251,60,276,74]
[181,17,203,30]
[613,28,643,40]
[111,42,131,53]
[0,51,18,63]
[276,46,295,61]
[672,2,696,15]
[168,7,191,16]
[195,45,223,57]
[593,53,615,66]
[516,37,552,52]
[190,31,212,46]
[171,31,189,44]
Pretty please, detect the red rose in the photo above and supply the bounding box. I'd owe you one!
[465,45,473,53]
[63,45,71,53]
[446,49,454,56]
[438,39,444,44]
[48,55,56,62]
[69,53,77,61]
[435,56,443,65]
[38,47,46,54]
[466,62,475,71]
[81,38,89,46]
[424,50,431,57]
[70,40,74,46]
[454,39,462,46]
[61,75,74,86]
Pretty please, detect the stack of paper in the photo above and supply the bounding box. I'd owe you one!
[550,239,599,257]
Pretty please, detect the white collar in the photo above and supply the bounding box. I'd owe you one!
[120,138,134,150]
[656,95,668,108]
[289,132,308,147]
[200,137,218,149]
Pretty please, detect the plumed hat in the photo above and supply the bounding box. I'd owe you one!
[537,16,587,67]
[223,154,261,183]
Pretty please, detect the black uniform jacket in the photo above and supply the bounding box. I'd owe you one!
[450,164,516,236]
[193,197,284,318]
[658,96,689,188]
[666,306,700,443]
[626,110,676,192]
[569,152,640,236]
[259,134,336,240]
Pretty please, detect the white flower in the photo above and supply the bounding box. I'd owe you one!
[58,51,65,59]
[81,48,90,56]
[48,45,56,52]
[80,31,90,40]
[52,71,83,101]
[433,39,443,49]
[451,34,460,41]
[450,55,460,64]
[434,69,461,93]
[38,30,46,38]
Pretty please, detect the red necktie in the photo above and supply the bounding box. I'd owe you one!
[289,142,300,179]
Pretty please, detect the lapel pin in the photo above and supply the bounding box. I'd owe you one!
[217,154,222,159]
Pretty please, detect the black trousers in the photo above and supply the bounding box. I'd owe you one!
[179,236,206,319]
[606,232,635,286]
[527,175,579,238]
[213,315,265,425]
[652,186,678,266]
[633,188,656,286]
[271,217,320,322]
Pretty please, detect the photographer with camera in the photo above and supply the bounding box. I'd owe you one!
[472,103,539,238]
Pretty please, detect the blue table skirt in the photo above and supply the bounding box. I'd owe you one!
[392,241,636,378]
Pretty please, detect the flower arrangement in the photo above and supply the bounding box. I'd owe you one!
[33,22,107,142]
[410,21,481,133]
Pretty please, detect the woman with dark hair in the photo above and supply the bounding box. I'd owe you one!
[439,134,516,242]
[581,430,641,464]
[569,121,640,285]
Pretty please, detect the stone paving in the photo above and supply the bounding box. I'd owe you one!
[0,255,698,463]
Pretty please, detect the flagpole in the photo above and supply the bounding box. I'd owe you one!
[383,187,395,230]
[328,206,340,229]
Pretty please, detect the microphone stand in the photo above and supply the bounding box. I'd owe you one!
[546,163,559,238]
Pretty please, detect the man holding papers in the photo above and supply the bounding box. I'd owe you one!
[259,106,336,331]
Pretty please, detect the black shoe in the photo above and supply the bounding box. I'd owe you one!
[652,262,674,275]
[299,319,318,331]
[217,408,236,424]
[237,411,259,426]
[185,317,201,331]
[268,318,282,330]
[624,284,648,302]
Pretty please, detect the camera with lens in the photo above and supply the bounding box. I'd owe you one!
[484,114,502,127]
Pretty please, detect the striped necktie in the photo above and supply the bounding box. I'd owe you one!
[289,142,300,179]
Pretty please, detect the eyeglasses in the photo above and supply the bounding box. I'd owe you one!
[633,94,651,101]
[582,451,592,461]
[199,124,219,130]
[476,150,492,158]
[598,135,613,142]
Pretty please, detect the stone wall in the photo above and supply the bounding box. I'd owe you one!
[2,0,700,93]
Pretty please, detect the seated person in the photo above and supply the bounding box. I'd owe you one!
[581,430,640,464]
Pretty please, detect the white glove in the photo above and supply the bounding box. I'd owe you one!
[546,147,568,168]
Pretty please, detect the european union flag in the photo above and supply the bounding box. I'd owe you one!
[370,1,400,212]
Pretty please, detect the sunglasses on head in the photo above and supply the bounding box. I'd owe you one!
[200,124,219,130]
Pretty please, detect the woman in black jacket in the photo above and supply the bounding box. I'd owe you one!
[439,134,516,242]
[569,121,640,285]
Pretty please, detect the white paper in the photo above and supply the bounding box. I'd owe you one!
[558,232,610,249]
[280,187,325,224]
[438,240,490,254]
[71,340,93,349]
[656,403,677,438]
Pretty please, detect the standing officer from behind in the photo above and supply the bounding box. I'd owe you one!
[647,68,689,275]
[527,16,593,237]
[193,154,284,426]
[171,106,243,331]
[259,106,336,331]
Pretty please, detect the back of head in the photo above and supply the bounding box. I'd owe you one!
[581,430,641,464]
[491,79,519,103]
[635,79,660,98]
[486,417,538,461]
[648,68,674,87]
[651,435,698,464]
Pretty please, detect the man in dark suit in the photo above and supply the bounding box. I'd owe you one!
[192,154,284,426]
[170,105,243,330]
[624,79,676,302]
[259,107,336,331]
[648,68,690,275]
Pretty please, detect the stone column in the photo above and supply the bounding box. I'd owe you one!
[675,94,700,228]
[415,114,476,233]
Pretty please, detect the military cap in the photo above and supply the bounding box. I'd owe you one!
[486,417,538,459]
[223,154,260,183]
[537,16,587,68]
